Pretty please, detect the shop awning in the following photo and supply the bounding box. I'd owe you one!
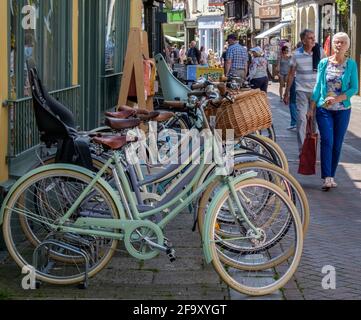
[255,21,292,39]
[164,34,184,43]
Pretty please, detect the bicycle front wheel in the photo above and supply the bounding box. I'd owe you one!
[237,134,288,172]
[2,167,120,285]
[254,124,277,142]
[205,179,303,296]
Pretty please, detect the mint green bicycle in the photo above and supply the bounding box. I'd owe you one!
[0,109,303,297]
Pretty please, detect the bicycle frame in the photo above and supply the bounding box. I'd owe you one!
[1,136,258,263]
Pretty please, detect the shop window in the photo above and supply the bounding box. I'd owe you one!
[199,29,222,58]
[10,0,72,99]
[105,0,116,71]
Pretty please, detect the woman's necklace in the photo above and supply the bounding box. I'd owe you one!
[330,54,346,65]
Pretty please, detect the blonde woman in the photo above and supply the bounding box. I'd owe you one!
[248,46,268,92]
[308,32,359,190]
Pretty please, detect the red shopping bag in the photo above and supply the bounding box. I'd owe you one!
[298,116,318,175]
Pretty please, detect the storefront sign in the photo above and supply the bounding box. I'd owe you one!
[172,0,185,11]
[262,0,280,5]
[321,4,334,30]
[187,65,223,81]
[281,0,294,5]
[184,20,197,28]
[281,7,295,21]
[196,67,223,81]
[198,17,224,29]
[259,5,280,19]
[208,0,224,6]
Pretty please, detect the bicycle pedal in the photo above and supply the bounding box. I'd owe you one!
[163,237,173,248]
[166,248,176,262]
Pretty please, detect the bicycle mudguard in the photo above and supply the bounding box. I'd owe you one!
[0,164,126,226]
[201,171,257,264]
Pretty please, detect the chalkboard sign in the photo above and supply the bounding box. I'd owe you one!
[173,64,186,80]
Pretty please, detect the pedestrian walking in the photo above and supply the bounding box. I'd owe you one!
[172,44,180,64]
[285,43,302,130]
[283,29,326,153]
[164,44,172,67]
[277,46,291,101]
[287,79,297,130]
[224,34,248,84]
[307,32,359,190]
[179,45,187,64]
[221,44,228,74]
[247,46,269,93]
[187,41,201,65]
[199,46,208,65]
[169,46,178,69]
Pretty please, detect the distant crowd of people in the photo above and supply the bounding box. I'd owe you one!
[164,41,221,69]
[164,29,359,191]
[164,34,272,94]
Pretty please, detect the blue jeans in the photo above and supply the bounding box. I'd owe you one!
[289,103,297,126]
[316,107,351,179]
[289,80,297,126]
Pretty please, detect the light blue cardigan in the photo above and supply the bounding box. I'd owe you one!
[311,57,359,108]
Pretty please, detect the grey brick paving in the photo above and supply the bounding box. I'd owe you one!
[0,211,230,299]
[268,84,361,300]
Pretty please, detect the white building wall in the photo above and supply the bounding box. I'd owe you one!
[296,2,319,42]
[187,0,225,56]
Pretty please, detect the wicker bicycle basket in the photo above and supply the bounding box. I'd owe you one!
[215,89,272,139]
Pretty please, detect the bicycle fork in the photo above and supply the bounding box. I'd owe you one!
[201,172,260,264]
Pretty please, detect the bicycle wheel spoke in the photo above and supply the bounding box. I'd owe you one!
[2,169,120,285]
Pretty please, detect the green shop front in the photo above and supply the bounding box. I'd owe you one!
[1,0,131,186]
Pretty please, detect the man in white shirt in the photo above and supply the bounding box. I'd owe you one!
[284,29,326,152]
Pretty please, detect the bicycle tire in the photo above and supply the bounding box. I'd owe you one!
[2,167,120,285]
[206,179,303,296]
[197,162,308,270]
[237,134,288,172]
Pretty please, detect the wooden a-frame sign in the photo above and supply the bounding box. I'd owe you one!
[117,28,154,111]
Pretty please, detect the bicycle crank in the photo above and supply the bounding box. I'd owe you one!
[123,220,165,260]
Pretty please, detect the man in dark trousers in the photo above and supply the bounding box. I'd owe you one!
[187,40,200,65]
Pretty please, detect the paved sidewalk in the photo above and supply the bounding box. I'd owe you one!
[0,211,230,300]
[268,83,361,300]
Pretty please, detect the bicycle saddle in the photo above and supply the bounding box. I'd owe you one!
[105,109,136,119]
[104,117,141,131]
[92,135,135,150]
[136,111,160,121]
[118,105,149,115]
[153,111,175,122]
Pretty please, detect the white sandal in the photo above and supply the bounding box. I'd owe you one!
[322,177,332,190]
[330,178,338,188]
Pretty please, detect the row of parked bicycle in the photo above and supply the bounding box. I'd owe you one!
[0,64,307,296]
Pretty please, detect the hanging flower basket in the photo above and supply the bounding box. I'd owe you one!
[222,20,250,39]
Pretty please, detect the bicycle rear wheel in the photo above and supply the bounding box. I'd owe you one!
[2,167,120,285]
